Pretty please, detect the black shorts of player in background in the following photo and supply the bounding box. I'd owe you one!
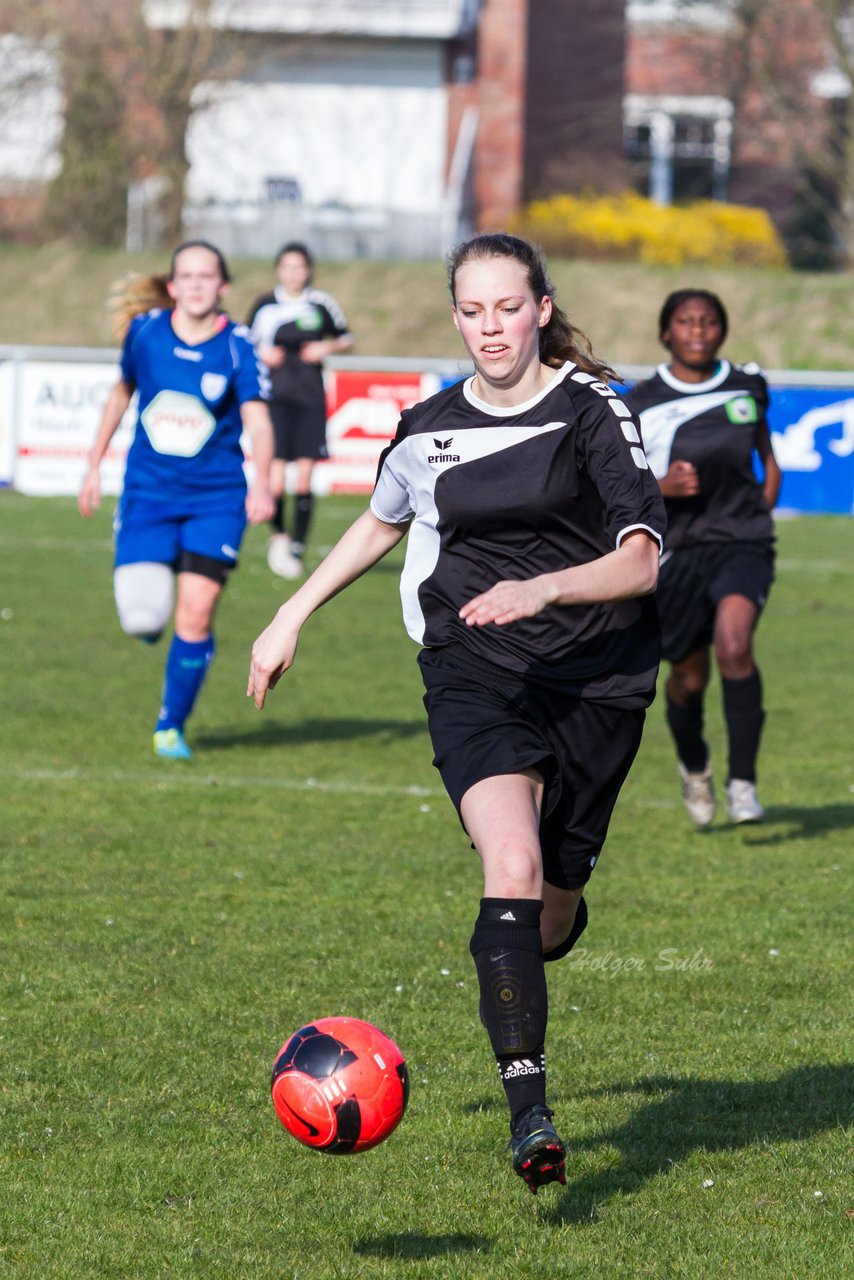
[657,541,775,663]
[269,398,329,462]
[418,643,646,891]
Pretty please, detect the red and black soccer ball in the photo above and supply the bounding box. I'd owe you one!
[271,1017,409,1154]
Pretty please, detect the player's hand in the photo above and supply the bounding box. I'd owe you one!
[460,577,555,628]
[661,460,700,497]
[246,484,276,526]
[298,341,328,364]
[247,611,300,709]
[259,345,285,368]
[78,468,101,518]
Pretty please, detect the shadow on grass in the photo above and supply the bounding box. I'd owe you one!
[681,804,854,845]
[353,1231,491,1260]
[196,717,427,750]
[741,803,854,845]
[550,1063,852,1224]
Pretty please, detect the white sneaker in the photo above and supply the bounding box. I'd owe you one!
[277,552,304,580]
[678,761,716,827]
[726,779,764,824]
[270,535,303,581]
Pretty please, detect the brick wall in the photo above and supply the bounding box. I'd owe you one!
[473,0,528,228]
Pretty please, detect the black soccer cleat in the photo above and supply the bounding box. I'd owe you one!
[509,1105,567,1194]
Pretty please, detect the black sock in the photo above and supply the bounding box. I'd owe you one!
[666,692,708,773]
[270,497,285,536]
[722,670,764,782]
[470,897,547,1129]
[292,493,314,555]
[543,895,588,963]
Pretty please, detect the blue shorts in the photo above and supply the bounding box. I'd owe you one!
[114,489,247,572]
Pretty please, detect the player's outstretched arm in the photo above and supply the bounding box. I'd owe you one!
[78,379,133,517]
[247,509,407,709]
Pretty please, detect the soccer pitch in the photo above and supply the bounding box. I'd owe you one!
[1,494,851,1279]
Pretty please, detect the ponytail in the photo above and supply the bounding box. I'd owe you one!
[108,273,172,343]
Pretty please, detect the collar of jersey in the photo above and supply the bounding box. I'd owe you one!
[657,359,731,394]
[274,285,309,304]
[463,360,575,417]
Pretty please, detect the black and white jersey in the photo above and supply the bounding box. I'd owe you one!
[627,361,774,549]
[371,362,666,707]
[246,287,351,405]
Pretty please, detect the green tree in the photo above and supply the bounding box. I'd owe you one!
[42,49,131,245]
[3,0,222,246]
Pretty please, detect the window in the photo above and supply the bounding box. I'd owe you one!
[623,95,733,204]
[626,1,736,30]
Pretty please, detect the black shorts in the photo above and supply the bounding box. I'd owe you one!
[270,398,329,462]
[418,644,646,891]
[657,541,775,663]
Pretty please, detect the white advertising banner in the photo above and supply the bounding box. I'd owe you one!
[0,361,15,486]
[13,360,134,497]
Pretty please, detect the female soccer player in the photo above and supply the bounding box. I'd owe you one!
[627,289,781,825]
[247,234,665,1192]
[247,242,353,579]
[79,240,275,760]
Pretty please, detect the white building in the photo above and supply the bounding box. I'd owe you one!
[146,0,480,258]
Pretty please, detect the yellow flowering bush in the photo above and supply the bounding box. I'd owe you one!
[511,192,787,268]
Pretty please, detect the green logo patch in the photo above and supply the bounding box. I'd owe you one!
[725,396,758,424]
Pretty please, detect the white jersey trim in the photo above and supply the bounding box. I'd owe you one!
[616,522,664,553]
[657,360,732,393]
[372,419,568,643]
[638,389,743,478]
[462,361,576,417]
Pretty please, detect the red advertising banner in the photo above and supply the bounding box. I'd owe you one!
[319,368,437,494]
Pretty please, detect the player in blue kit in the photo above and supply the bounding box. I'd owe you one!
[247,234,665,1192]
[627,290,781,825]
[79,240,275,759]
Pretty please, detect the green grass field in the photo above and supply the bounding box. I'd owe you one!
[3,243,854,371]
[1,495,852,1279]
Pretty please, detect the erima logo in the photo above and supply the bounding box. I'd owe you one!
[500,910,516,921]
[428,436,460,463]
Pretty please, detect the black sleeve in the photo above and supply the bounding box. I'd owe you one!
[572,384,667,550]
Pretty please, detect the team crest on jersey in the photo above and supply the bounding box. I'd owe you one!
[200,372,227,401]
[725,396,757,424]
[296,312,323,331]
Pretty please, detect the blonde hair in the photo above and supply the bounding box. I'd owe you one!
[108,273,172,343]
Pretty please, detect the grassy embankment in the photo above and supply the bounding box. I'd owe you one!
[1,242,853,371]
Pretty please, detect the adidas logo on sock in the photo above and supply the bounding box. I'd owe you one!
[500,910,516,921]
[501,1058,542,1079]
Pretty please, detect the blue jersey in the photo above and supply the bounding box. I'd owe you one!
[120,309,269,499]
